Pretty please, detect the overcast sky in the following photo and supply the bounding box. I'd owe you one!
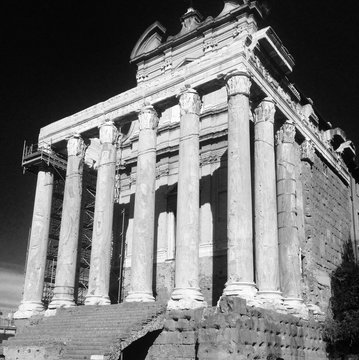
[0,0,358,310]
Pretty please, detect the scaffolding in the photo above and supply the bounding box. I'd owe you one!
[22,140,127,306]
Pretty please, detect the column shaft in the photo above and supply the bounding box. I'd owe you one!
[223,69,256,298]
[254,98,281,298]
[276,121,303,304]
[168,88,206,309]
[126,106,158,302]
[49,135,84,309]
[85,121,118,305]
[15,168,54,318]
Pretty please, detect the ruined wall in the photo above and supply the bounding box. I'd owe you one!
[298,152,352,311]
[145,297,327,360]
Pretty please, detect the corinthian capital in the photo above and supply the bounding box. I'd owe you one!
[225,67,251,97]
[300,139,315,165]
[178,88,202,116]
[138,105,159,131]
[254,97,276,124]
[99,120,118,144]
[276,120,296,145]
[67,134,85,157]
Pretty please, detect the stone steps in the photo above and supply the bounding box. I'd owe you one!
[4,302,165,360]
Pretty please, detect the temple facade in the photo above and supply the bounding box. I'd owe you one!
[15,0,359,326]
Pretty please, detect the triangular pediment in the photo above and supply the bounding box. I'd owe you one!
[175,58,196,70]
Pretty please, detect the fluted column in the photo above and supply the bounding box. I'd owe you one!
[276,121,303,307]
[168,88,206,310]
[49,135,85,309]
[15,166,54,318]
[126,106,158,302]
[85,120,118,305]
[254,97,281,300]
[223,68,256,298]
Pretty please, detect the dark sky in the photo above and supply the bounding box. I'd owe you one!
[1,0,358,272]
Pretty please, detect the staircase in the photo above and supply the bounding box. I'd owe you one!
[3,302,166,360]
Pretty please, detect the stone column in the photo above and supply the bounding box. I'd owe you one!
[223,68,256,298]
[15,167,54,318]
[254,97,281,300]
[85,120,118,305]
[49,135,85,309]
[276,121,303,308]
[168,88,206,309]
[126,106,158,302]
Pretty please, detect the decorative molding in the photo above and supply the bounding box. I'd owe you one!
[225,66,251,97]
[99,120,118,144]
[276,121,296,145]
[254,97,276,124]
[300,140,315,165]
[67,135,85,157]
[138,105,159,131]
[178,88,202,116]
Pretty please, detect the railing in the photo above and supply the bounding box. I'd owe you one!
[0,317,15,329]
[22,140,67,173]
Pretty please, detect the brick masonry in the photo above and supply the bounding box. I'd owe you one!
[145,296,327,360]
[298,151,351,311]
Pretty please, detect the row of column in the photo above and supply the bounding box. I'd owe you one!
[15,67,303,318]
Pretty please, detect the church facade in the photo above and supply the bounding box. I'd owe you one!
[8,1,359,358]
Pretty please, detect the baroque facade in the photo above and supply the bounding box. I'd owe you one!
[9,1,359,358]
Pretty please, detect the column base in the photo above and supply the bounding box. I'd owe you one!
[167,287,207,310]
[283,298,309,319]
[223,281,257,299]
[125,291,155,303]
[84,295,111,306]
[256,291,286,313]
[48,297,76,310]
[14,301,45,319]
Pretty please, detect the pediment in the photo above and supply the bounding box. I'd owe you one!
[130,22,166,61]
[175,58,196,70]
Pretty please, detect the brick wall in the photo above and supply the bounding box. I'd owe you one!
[299,152,351,310]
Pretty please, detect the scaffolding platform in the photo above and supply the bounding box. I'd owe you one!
[22,141,67,173]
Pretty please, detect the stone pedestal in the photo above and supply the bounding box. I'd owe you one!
[168,88,206,310]
[223,68,256,299]
[254,98,281,300]
[49,135,85,309]
[85,121,118,305]
[15,167,54,319]
[126,106,158,302]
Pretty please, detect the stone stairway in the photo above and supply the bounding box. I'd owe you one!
[3,302,166,360]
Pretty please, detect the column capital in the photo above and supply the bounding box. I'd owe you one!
[67,134,85,157]
[225,66,251,97]
[178,88,202,116]
[300,139,315,164]
[276,120,296,145]
[138,105,159,131]
[99,120,118,144]
[254,97,276,124]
